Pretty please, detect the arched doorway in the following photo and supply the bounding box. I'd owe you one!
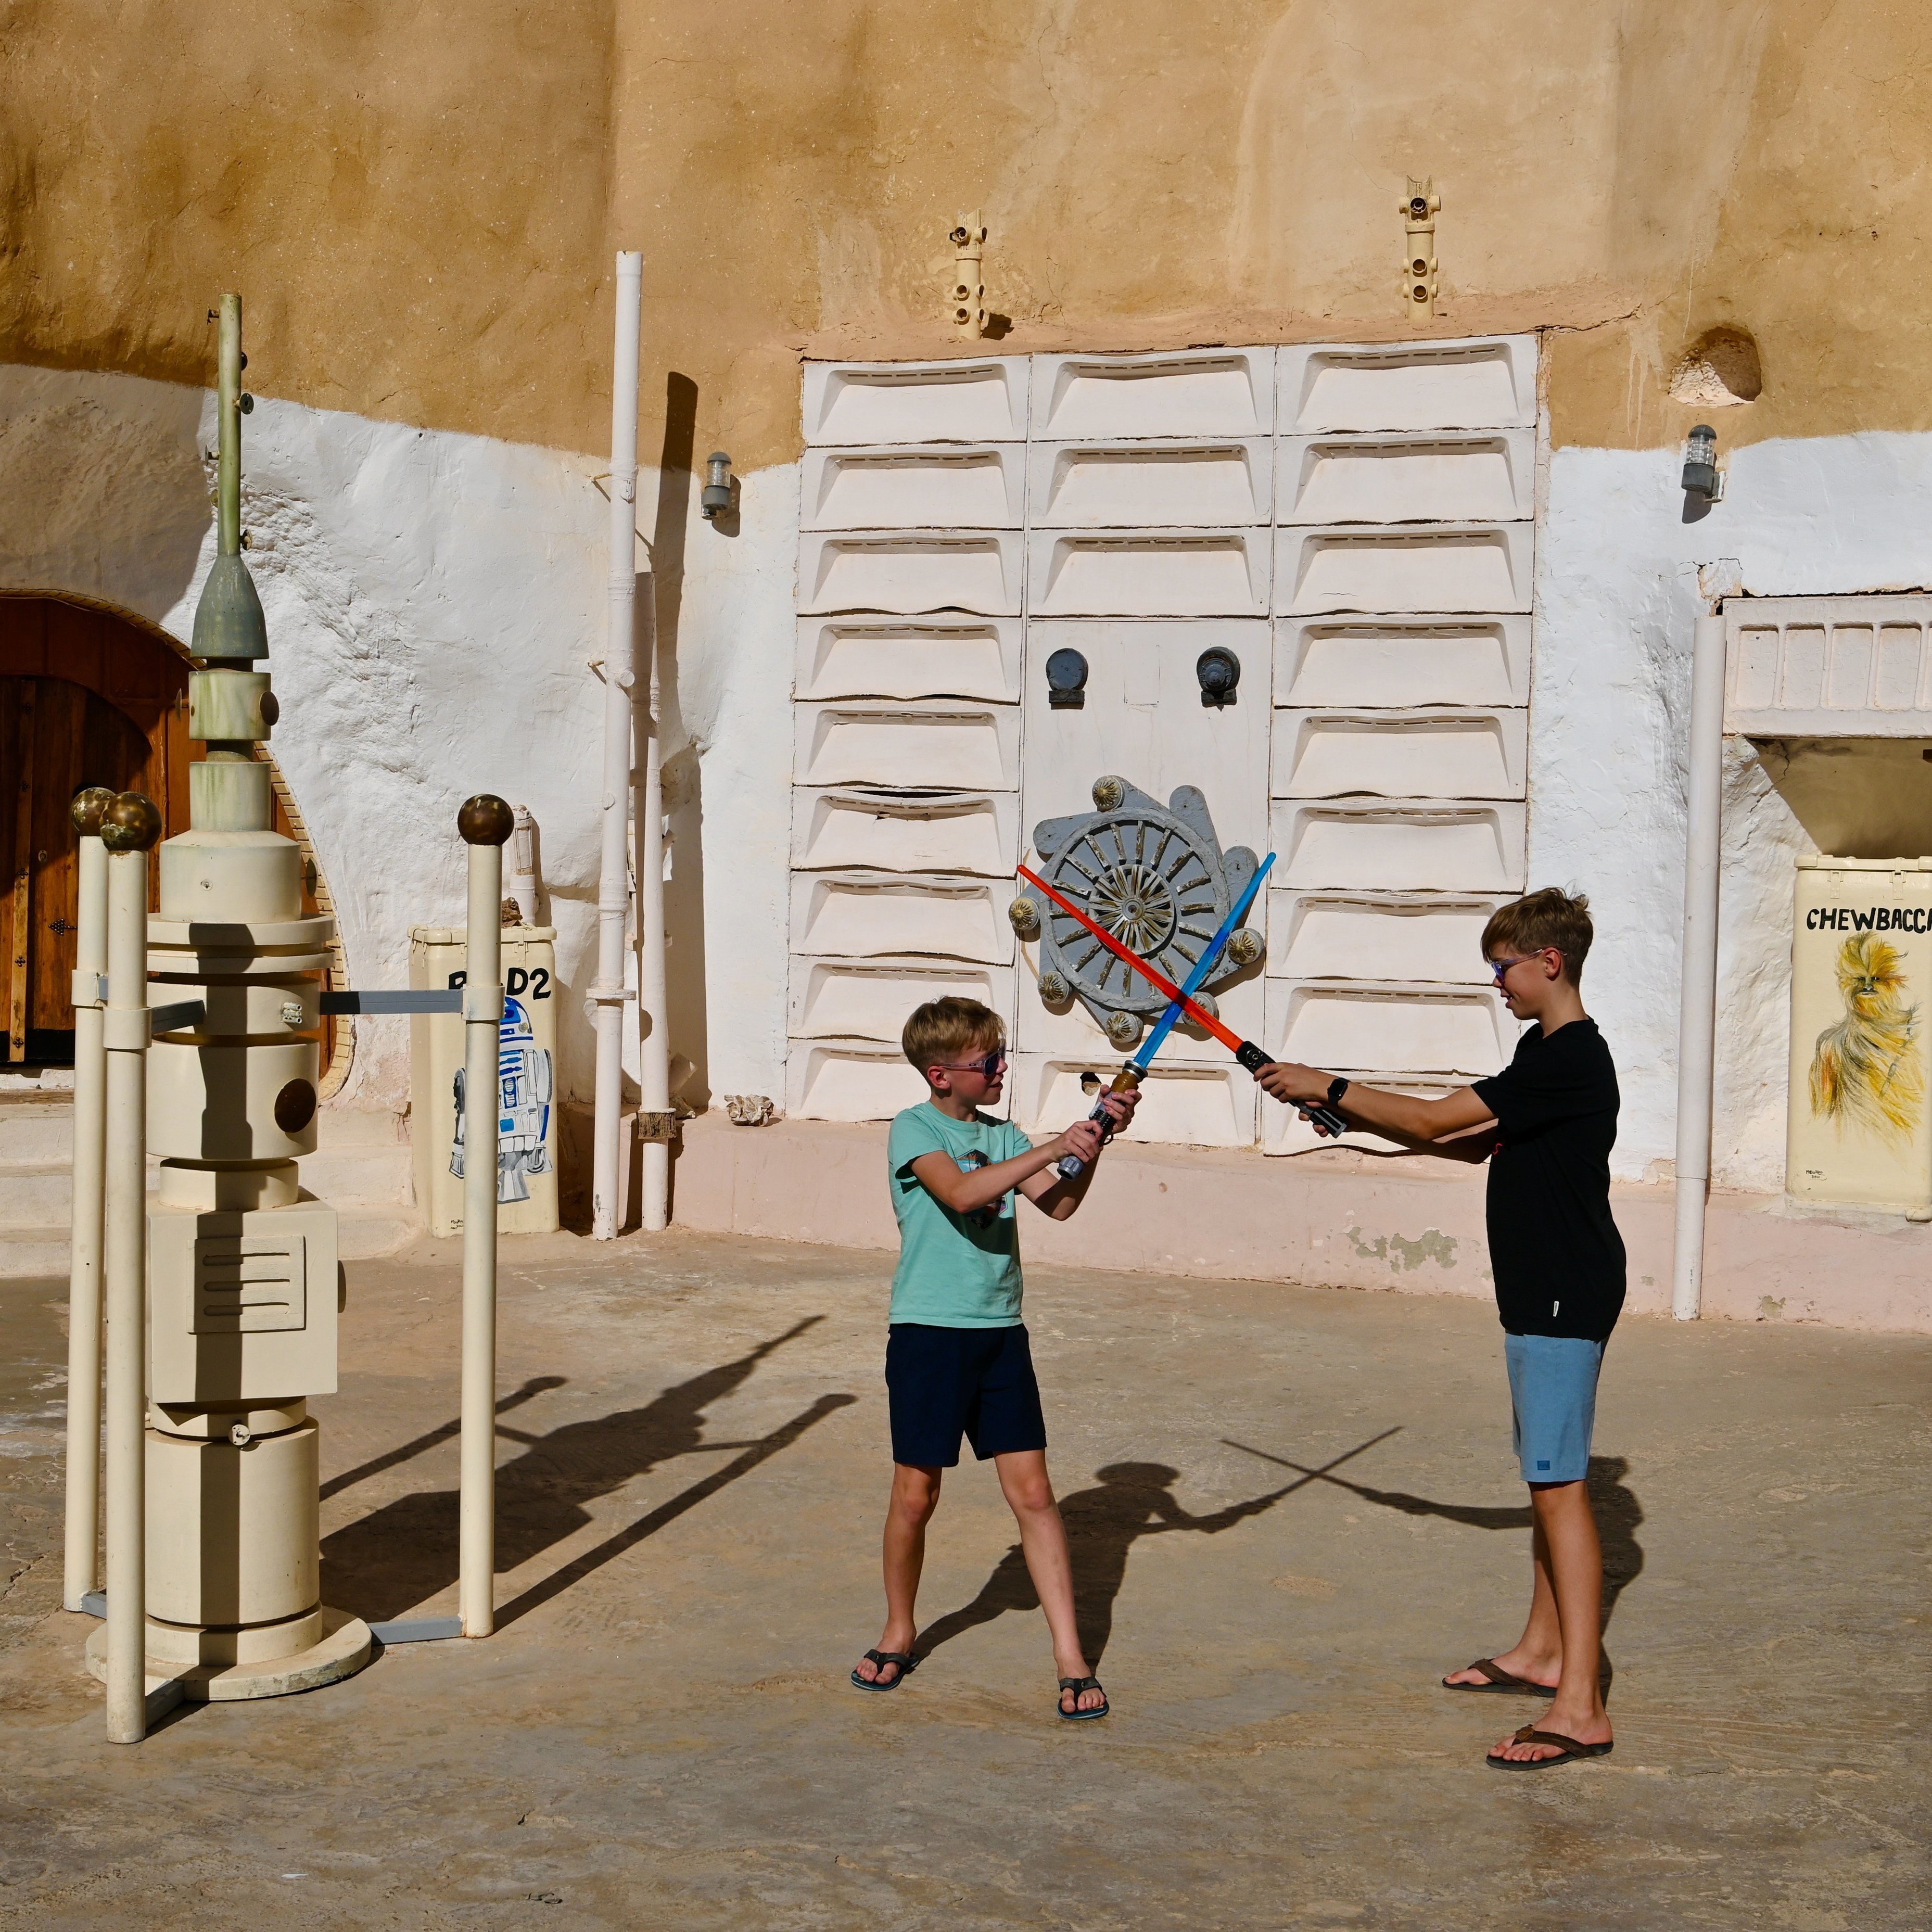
[0,594,341,1077]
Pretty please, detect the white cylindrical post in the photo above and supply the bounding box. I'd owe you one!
[592,250,643,1241]
[637,580,670,1232]
[100,793,161,1742]
[457,795,511,1637]
[1671,608,1728,1321]
[63,790,113,1611]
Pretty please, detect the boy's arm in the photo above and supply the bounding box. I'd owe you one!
[906,1093,1137,1219]
[1253,1063,1499,1163]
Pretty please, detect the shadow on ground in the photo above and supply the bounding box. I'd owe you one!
[322,1316,855,1625]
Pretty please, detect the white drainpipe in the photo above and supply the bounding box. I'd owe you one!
[637,576,670,1232]
[1670,604,1727,1320]
[592,252,642,1240]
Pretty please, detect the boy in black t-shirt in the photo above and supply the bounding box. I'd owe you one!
[1256,888,1620,1771]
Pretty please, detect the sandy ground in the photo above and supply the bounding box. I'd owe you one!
[1,1228,1926,1929]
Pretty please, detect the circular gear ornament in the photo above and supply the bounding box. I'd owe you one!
[1027,779,1260,1035]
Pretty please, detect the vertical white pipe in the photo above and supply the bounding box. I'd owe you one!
[102,834,152,1743]
[459,819,505,1637]
[637,581,669,1231]
[593,251,643,1240]
[63,817,109,1610]
[1671,608,1728,1321]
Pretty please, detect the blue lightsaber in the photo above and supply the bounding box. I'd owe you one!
[1056,851,1276,1179]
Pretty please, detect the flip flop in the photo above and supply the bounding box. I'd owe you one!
[1486,1725,1614,1770]
[1444,1657,1557,1695]
[1058,1675,1109,1722]
[850,1649,917,1692]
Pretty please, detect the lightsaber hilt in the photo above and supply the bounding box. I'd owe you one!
[1056,1063,1143,1180]
[1232,1040,1346,1136]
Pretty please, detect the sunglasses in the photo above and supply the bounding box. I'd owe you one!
[1489,949,1556,983]
[935,1048,1007,1079]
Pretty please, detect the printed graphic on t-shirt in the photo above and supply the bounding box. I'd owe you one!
[955,1148,1000,1228]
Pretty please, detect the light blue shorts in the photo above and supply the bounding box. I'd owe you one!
[1505,1333,1606,1485]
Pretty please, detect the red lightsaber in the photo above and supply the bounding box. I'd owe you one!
[1015,863,1346,1135]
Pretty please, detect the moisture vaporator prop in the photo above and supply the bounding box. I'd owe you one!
[1786,856,1932,1219]
[86,295,372,1701]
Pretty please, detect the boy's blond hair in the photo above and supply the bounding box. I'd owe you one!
[1481,887,1594,987]
[901,996,1005,1077]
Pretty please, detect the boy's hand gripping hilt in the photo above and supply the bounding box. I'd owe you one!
[1055,1064,1143,1179]
[1236,1040,1348,1136]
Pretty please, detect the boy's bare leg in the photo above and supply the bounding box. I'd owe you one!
[993,1450,1104,1713]
[1489,1480,1612,1760]
[855,1462,942,1685]
[1443,1511,1564,1689]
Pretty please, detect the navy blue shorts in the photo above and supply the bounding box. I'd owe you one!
[885,1323,1047,1468]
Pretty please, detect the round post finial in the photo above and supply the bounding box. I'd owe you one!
[70,786,117,837]
[457,794,515,846]
[98,793,163,853]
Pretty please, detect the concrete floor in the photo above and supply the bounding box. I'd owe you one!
[1,1230,1926,1929]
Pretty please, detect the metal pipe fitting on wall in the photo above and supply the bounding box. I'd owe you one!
[1400,176,1440,321]
[949,211,987,338]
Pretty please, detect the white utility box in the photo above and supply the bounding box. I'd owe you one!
[409,925,559,1236]
[1787,857,1932,1216]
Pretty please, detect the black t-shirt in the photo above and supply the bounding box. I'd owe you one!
[1471,1016,1625,1341]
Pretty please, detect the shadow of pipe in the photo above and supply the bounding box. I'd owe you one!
[320,1317,829,1622]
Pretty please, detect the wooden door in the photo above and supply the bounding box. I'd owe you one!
[0,596,335,1069]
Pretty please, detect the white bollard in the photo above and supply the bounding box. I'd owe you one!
[63,788,114,1612]
[99,792,162,1743]
[457,795,511,1637]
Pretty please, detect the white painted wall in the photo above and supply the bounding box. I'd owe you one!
[0,362,800,1130]
[1534,430,1932,1187]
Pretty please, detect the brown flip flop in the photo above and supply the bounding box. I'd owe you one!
[1443,1657,1557,1695]
[1486,1724,1614,1770]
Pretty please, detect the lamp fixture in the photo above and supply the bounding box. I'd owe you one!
[701,451,733,520]
[1681,424,1723,502]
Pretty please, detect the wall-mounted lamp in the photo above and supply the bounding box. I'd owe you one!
[1681,424,1723,502]
[1196,646,1240,708]
[701,451,733,520]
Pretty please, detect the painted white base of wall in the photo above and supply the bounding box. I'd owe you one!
[1537,430,1932,1190]
[671,1115,1932,1336]
[0,362,797,1131]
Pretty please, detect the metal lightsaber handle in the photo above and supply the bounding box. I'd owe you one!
[1055,1064,1142,1180]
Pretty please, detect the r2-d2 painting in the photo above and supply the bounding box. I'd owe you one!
[451,993,554,1203]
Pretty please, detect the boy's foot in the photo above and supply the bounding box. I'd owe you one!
[1443,1646,1559,1692]
[1486,1718,1613,1768]
[851,1646,918,1690]
[1058,1675,1108,1720]
[1443,1655,1558,1694]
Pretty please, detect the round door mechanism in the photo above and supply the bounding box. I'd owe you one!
[1196,646,1240,708]
[1045,647,1088,709]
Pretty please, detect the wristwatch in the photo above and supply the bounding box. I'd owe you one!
[1326,1075,1351,1110]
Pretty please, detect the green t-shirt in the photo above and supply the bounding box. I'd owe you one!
[886,1102,1035,1327]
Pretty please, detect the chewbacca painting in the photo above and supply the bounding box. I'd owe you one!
[1809,932,1924,1144]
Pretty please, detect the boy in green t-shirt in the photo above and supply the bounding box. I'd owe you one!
[848,996,1138,1720]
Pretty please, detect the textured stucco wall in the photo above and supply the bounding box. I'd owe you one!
[0,362,798,1121]
[5,2,1931,469]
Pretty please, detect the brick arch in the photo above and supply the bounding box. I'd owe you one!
[0,593,347,1087]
